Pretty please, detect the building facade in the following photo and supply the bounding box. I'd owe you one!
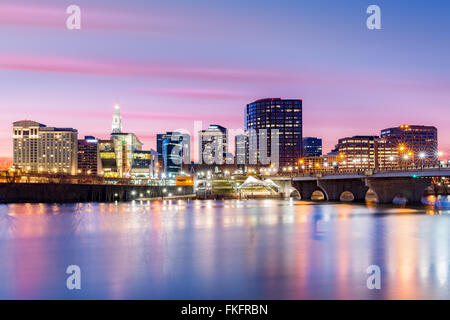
[374,138,399,169]
[380,125,438,166]
[303,137,322,157]
[245,98,302,167]
[199,125,228,165]
[77,136,102,175]
[99,140,118,177]
[162,137,184,175]
[157,132,190,169]
[13,120,78,174]
[131,149,158,178]
[337,136,378,170]
[235,133,248,166]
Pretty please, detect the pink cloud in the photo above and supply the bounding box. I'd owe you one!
[0,2,175,33]
[0,54,301,84]
[122,111,241,123]
[137,88,251,101]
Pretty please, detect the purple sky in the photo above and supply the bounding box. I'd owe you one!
[1,0,449,160]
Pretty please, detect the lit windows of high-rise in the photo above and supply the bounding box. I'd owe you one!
[245,98,302,167]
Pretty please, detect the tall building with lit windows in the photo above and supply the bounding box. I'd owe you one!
[245,98,302,167]
[199,124,228,164]
[13,120,78,174]
[162,137,184,174]
[157,132,190,169]
[380,125,438,166]
[77,136,102,175]
[235,133,248,166]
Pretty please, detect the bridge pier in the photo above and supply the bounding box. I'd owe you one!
[317,178,369,202]
[367,177,432,204]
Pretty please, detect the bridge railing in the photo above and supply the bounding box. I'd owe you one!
[273,164,450,178]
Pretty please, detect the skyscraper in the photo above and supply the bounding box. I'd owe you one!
[380,125,438,166]
[235,133,248,166]
[111,103,123,134]
[303,137,322,157]
[157,132,190,168]
[199,124,228,164]
[245,98,302,167]
[13,120,78,174]
[162,137,184,174]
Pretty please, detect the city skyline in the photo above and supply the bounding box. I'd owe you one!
[10,105,444,173]
[1,0,450,159]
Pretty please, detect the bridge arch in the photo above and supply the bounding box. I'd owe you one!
[289,188,301,199]
[365,188,378,203]
[340,191,355,202]
[291,180,328,201]
[311,189,327,201]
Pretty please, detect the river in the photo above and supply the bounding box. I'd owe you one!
[0,198,449,299]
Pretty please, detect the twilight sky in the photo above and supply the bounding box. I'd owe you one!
[0,0,449,160]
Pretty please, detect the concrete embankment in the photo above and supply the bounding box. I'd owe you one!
[0,183,193,203]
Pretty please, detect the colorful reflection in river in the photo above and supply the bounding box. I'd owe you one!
[0,199,449,299]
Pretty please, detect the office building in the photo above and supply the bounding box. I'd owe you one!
[99,140,119,177]
[162,136,184,175]
[131,149,158,178]
[374,138,399,169]
[303,137,322,157]
[157,132,190,168]
[337,136,378,170]
[235,133,248,166]
[199,125,228,164]
[13,120,78,174]
[245,98,302,167]
[77,136,102,175]
[380,125,438,166]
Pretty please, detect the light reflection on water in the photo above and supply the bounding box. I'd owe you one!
[0,199,449,299]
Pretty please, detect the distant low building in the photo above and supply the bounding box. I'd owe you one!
[303,137,322,157]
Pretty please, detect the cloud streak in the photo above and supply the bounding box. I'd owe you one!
[137,88,251,101]
[0,2,175,33]
[0,54,301,84]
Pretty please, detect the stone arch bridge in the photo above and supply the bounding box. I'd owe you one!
[271,169,450,204]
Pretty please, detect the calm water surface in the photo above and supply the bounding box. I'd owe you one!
[0,199,449,299]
